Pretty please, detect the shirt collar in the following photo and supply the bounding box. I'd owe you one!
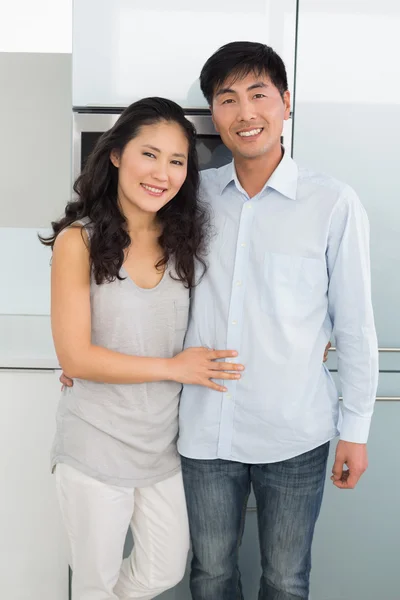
[219,147,298,201]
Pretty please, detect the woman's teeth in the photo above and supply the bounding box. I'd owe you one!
[141,184,165,194]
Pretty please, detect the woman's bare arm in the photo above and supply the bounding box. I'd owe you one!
[51,227,243,390]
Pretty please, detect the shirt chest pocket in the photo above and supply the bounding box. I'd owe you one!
[262,252,326,319]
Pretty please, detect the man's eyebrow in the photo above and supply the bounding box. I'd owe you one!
[215,81,269,97]
[215,87,236,98]
[247,81,269,91]
[141,145,186,159]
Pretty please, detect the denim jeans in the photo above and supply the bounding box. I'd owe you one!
[181,442,329,600]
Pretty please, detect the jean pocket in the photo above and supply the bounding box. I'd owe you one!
[262,252,326,318]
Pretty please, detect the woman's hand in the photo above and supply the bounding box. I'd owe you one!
[323,342,332,362]
[169,347,244,391]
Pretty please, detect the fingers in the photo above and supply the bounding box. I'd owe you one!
[210,361,244,372]
[345,471,361,489]
[210,349,238,360]
[214,372,241,380]
[205,380,227,392]
[331,458,343,482]
[323,341,332,362]
[331,462,359,489]
[59,374,73,387]
[332,472,352,489]
[332,469,362,490]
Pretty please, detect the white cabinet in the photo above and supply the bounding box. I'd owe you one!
[73,0,297,107]
[293,1,400,598]
[0,370,68,600]
[293,0,400,348]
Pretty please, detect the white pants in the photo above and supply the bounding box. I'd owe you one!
[55,463,190,600]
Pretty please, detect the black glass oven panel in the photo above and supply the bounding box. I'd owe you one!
[80,132,232,173]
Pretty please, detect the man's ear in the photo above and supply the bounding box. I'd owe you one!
[110,149,120,168]
[283,91,291,121]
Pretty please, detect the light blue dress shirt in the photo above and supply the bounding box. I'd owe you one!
[178,150,379,463]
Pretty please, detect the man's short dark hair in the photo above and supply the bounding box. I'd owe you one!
[200,41,288,105]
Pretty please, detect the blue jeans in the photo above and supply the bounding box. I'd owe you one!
[181,442,329,600]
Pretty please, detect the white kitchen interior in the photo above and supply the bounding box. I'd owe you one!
[0,1,399,599]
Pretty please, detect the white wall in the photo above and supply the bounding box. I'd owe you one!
[0,0,72,53]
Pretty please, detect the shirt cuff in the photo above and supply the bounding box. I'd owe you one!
[339,410,372,444]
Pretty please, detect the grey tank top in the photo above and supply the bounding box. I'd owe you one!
[51,218,189,487]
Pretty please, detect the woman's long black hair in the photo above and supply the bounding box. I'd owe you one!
[40,97,209,288]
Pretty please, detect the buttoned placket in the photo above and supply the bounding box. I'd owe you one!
[217,193,256,457]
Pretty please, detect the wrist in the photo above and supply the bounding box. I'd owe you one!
[159,357,176,382]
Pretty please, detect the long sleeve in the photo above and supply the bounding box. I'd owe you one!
[327,185,379,443]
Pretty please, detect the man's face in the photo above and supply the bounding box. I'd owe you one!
[211,71,290,161]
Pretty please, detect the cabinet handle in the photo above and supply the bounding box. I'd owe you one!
[329,347,400,353]
[339,396,400,401]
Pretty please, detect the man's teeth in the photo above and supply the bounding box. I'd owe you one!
[238,128,263,137]
[142,184,164,193]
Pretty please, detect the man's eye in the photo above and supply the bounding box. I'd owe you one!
[222,99,234,104]
[254,94,266,99]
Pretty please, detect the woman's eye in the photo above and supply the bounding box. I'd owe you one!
[171,160,184,166]
[143,152,156,158]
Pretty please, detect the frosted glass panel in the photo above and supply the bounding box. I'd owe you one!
[73,0,296,107]
[0,228,52,316]
[294,3,400,600]
[293,0,400,347]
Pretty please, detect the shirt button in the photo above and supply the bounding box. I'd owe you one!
[240,242,246,247]
[232,320,237,325]
[226,393,232,399]
[236,280,242,286]
[246,203,252,209]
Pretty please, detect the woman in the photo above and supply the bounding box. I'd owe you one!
[40,97,244,600]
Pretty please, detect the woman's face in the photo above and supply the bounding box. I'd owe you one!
[110,120,189,216]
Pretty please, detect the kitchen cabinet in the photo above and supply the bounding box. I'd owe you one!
[293,1,400,598]
[0,369,68,600]
[72,0,297,108]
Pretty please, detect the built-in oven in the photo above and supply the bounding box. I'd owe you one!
[72,108,293,179]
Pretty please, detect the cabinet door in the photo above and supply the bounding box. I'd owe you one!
[293,1,400,599]
[0,369,68,600]
[73,0,297,107]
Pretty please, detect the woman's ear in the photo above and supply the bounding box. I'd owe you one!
[110,149,120,168]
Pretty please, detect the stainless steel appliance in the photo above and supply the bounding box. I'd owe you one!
[73,108,292,179]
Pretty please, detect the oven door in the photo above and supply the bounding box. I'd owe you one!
[73,110,230,180]
[72,109,292,180]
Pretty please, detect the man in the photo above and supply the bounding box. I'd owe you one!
[61,41,378,600]
[178,41,378,600]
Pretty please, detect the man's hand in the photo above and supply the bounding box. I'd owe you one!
[323,342,331,362]
[60,372,74,389]
[331,440,368,489]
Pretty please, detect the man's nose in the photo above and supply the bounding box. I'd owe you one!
[236,99,257,123]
